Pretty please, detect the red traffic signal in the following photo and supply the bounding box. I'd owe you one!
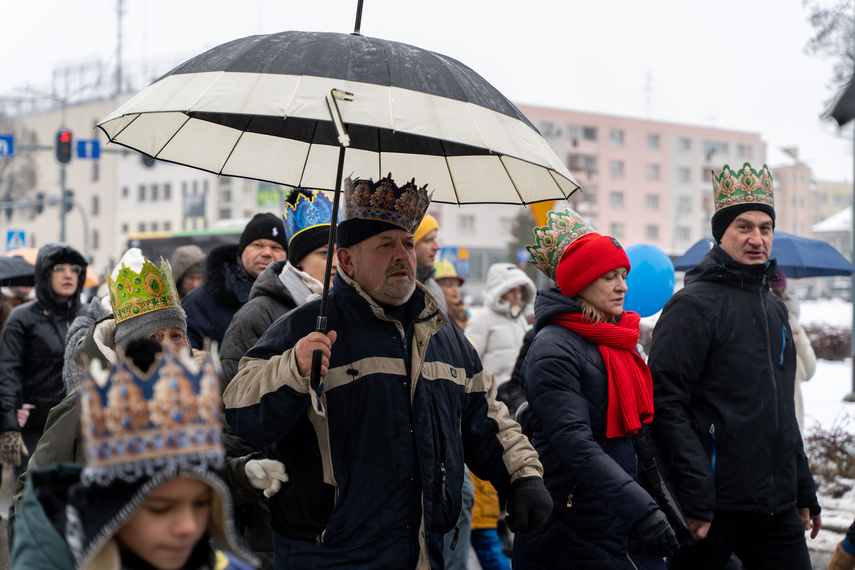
[55,128,72,164]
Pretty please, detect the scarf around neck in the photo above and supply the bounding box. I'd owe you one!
[550,311,654,438]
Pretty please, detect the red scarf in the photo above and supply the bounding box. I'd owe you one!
[551,311,654,438]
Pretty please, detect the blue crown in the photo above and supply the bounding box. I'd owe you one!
[284,189,337,246]
[79,350,224,486]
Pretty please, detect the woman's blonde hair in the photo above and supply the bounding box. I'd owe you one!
[574,296,619,324]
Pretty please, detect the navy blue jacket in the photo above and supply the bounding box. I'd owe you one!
[224,270,541,569]
[514,288,663,570]
[182,244,253,349]
[648,246,818,522]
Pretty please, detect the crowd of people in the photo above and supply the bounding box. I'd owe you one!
[0,162,834,569]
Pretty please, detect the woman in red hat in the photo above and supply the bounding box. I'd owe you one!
[512,209,679,569]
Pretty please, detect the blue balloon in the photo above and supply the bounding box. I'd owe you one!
[624,243,675,318]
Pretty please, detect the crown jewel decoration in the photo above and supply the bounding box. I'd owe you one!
[79,350,224,486]
[526,209,596,280]
[107,258,180,324]
[712,162,774,212]
[343,175,431,235]
[284,189,337,245]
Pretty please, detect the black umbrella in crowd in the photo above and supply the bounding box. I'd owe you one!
[98,20,580,385]
[0,256,35,287]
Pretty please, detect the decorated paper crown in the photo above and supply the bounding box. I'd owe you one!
[107,256,180,324]
[283,189,337,246]
[526,209,597,281]
[712,162,774,212]
[343,175,431,235]
[79,349,224,486]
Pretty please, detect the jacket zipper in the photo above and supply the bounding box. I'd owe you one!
[780,326,788,366]
[709,424,717,478]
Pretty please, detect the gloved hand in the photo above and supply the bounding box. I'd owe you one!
[505,476,552,533]
[0,431,28,467]
[635,509,680,558]
[245,459,289,498]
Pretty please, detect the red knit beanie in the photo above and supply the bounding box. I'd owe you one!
[555,233,631,298]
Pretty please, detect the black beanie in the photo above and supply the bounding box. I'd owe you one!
[711,203,776,243]
[337,219,403,248]
[289,226,330,267]
[239,213,288,256]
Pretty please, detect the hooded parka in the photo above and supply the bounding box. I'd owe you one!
[512,288,663,569]
[466,263,535,386]
[648,245,819,524]
[183,244,254,349]
[0,243,87,437]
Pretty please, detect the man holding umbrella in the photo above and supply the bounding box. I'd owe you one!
[224,175,550,568]
[648,163,821,569]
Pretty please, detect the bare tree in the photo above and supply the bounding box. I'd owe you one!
[804,0,855,109]
[0,111,39,221]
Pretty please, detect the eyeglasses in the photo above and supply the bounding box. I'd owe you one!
[52,264,83,274]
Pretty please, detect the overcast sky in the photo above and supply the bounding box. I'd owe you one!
[4,0,853,181]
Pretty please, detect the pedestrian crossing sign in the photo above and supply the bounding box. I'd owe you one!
[5,230,25,252]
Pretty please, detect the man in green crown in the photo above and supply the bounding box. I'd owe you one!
[648,163,821,568]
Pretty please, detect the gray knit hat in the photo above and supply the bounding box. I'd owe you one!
[114,305,187,349]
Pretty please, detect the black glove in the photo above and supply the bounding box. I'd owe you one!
[505,476,552,533]
[635,509,680,558]
[125,338,163,372]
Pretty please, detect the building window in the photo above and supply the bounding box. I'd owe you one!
[646,194,659,210]
[539,122,558,137]
[91,162,100,182]
[646,225,659,240]
[610,223,624,238]
[138,185,145,201]
[121,223,129,233]
[610,191,625,208]
[821,195,828,205]
[138,222,146,232]
[647,134,660,149]
[500,218,513,234]
[799,197,805,207]
[703,168,713,182]
[610,160,624,177]
[92,229,99,250]
[221,189,232,202]
[164,183,172,200]
[679,137,692,151]
[703,141,728,160]
[92,195,99,216]
[582,127,597,141]
[219,208,232,219]
[610,129,624,146]
[738,144,753,160]
[678,196,691,212]
[646,164,660,180]
[567,155,600,173]
[151,184,159,201]
[678,167,691,182]
[122,186,129,198]
[458,214,475,233]
[164,221,172,231]
[182,181,188,195]
[677,226,691,241]
[567,125,580,141]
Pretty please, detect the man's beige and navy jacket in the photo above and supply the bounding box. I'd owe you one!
[224,269,542,569]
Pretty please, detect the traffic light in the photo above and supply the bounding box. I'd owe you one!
[63,189,74,213]
[55,128,72,164]
[34,192,44,215]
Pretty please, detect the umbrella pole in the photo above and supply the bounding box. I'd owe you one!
[310,90,353,391]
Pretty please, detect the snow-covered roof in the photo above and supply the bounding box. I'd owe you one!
[812,206,851,233]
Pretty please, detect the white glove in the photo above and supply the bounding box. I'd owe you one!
[245,459,289,498]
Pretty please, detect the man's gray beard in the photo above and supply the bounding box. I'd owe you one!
[369,279,416,306]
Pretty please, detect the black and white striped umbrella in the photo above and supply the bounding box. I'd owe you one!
[97,30,579,205]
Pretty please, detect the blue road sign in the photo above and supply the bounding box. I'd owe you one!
[6,230,26,251]
[77,140,101,159]
[0,135,14,157]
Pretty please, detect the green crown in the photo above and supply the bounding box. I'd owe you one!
[526,209,596,281]
[712,162,774,212]
[107,258,180,323]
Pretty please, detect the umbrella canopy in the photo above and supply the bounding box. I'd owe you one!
[5,248,100,287]
[673,232,855,278]
[0,256,35,287]
[97,30,579,205]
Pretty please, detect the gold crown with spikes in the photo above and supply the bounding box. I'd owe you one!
[712,162,774,212]
[107,258,180,324]
[526,209,596,281]
[79,348,224,486]
[343,175,432,235]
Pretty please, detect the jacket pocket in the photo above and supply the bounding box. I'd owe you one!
[427,393,463,532]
